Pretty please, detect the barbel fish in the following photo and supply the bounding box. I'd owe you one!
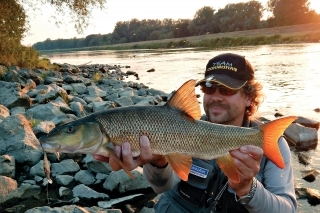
[40,79,296,182]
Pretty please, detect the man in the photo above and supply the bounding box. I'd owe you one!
[94,53,297,213]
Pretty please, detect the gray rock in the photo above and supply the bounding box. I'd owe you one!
[119,89,135,97]
[74,170,96,185]
[63,75,84,83]
[87,85,107,97]
[18,68,43,85]
[70,101,87,118]
[0,114,42,165]
[98,194,144,209]
[91,101,115,112]
[51,159,80,177]
[72,184,109,200]
[0,104,10,121]
[0,155,15,178]
[44,76,64,84]
[51,114,78,126]
[22,179,37,185]
[10,106,26,115]
[32,121,55,136]
[4,70,27,86]
[72,96,87,105]
[0,183,41,204]
[83,96,103,104]
[61,84,73,92]
[103,167,150,193]
[0,175,17,198]
[0,81,32,109]
[25,205,118,213]
[26,102,65,121]
[84,155,112,175]
[114,96,134,107]
[295,116,320,130]
[301,169,320,182]
[59,186,72,197]
[71,83,87,94]
[51,98,73,114]
[284,123,318,148]
[138,88,148,96]
[306,188,320,205]
[30,160,48,178]
[56,175,74,186]
[105,93,119,102]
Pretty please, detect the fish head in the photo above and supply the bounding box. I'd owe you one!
[40,120,104,156]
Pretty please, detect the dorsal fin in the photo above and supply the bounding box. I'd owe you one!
[165,79,201,120]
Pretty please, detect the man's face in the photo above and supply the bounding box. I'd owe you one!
[202,85,251,126]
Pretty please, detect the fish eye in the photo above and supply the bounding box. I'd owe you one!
[66,126,75,133]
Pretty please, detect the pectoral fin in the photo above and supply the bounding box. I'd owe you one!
[166,153,192,181]
[106,142,135,179]
[216,154,240,183]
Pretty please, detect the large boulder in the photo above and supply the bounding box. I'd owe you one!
[0,114,42,165]
[0,81,32,109]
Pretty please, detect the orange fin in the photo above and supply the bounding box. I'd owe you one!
[106,142,135,179]
[165,80,201,121]
[216,154,240,183]
[166,153,192,181]
[260,116,297,169]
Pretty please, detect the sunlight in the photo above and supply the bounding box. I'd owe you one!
[309,0,320,13]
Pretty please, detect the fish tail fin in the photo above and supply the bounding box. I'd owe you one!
[260,116,297,169]
[166,154,192,181]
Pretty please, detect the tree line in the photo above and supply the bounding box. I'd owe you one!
[32,0,320,51]
[1,0,320,67]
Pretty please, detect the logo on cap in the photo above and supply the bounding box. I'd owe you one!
[207,61,238,72]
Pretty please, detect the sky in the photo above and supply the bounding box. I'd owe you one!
[22,0,320,46]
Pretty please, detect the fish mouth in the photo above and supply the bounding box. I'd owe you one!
[41,142,55,151]
[40,142,61,160]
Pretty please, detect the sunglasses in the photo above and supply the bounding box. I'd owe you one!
[200,85,239,96]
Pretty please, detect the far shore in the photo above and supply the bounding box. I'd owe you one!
[39,22,320,54]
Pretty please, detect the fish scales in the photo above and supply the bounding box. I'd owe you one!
[94,105,263,159]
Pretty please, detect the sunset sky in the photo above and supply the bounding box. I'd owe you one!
[22,0,320,45]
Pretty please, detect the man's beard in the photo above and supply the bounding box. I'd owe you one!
[204,101,232,124]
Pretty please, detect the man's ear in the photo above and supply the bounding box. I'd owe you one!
[245,96,252,107]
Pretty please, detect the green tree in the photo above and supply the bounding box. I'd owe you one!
[215,1,263,32]
[174,19,192,38]
[267,0,317,26]
[188,6,216,35]
[0,0,33,66]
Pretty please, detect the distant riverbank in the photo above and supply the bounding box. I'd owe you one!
[39,22,320,54]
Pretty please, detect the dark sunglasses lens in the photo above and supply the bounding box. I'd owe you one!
[219,87,238,96]
[201,86,238,96]
[201,86,215,94]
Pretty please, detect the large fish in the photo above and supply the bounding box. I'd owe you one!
[40,79,296,182]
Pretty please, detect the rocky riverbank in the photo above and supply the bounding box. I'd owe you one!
[0,63,319,213]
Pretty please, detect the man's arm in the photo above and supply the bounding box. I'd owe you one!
[243,137,297,213]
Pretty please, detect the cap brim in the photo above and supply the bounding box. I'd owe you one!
[195,74,247,89]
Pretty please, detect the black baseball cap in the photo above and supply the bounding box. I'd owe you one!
[195,53,254,89]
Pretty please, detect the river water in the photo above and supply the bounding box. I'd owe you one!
[43,43,320,212]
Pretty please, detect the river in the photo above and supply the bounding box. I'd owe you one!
[43,43,320,212]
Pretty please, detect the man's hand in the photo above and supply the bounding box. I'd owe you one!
[228,145,263,196]
[93,135,167,171]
